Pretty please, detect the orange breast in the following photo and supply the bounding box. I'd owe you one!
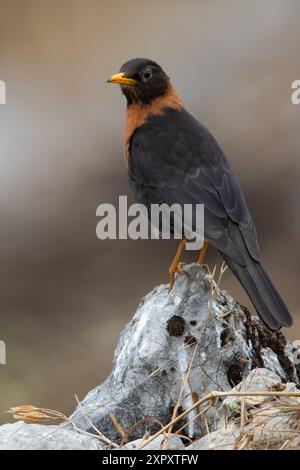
[124,85,183,164]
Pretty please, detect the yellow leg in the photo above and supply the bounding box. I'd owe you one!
[169,239,186,292]
[197,240,209,265]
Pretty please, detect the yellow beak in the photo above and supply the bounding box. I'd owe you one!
[107,72,137,86]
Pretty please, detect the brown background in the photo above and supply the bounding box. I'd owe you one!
[0,0,299,423]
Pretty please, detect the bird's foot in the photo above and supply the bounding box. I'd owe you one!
[168,262,186,292]
[197,240,209,265]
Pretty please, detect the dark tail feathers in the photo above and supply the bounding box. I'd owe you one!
[222,255,293,331]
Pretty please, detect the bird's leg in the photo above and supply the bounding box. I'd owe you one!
[197,240,209,265]
[169,239,186,292]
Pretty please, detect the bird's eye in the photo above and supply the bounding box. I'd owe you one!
[141,67,153,83]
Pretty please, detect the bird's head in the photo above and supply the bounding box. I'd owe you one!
[107,58,170,106]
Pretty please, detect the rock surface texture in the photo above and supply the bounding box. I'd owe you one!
[0,421,104,450]
[0,264,299,450]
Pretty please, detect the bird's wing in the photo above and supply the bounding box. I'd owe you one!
[128,108,260,264]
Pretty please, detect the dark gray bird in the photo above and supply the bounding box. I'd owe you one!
[108,58,293,331]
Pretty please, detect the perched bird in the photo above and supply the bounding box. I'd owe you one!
[107,58,293,331]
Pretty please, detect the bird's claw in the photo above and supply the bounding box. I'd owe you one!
[168,262,186,292]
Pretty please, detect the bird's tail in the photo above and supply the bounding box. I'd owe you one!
[222,255,293,331]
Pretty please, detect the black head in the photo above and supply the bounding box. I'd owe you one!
[107,58,170,105]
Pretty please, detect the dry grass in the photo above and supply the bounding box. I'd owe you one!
[7,389,300,450]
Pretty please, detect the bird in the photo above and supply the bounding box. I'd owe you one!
[107,58,293,331]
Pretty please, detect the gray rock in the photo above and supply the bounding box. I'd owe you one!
[189,396,300,451]
[187,424,239,450]
[0,263,298,449]
[123,434,185,450]
[69,263,298,442]
[189,367,300,450]
[223,368,282,409]
[0,421,104,450]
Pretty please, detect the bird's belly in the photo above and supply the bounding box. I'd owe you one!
[129,179,157,213]
[129,179,187,238]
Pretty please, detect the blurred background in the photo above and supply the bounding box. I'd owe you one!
[0,0,299,423]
